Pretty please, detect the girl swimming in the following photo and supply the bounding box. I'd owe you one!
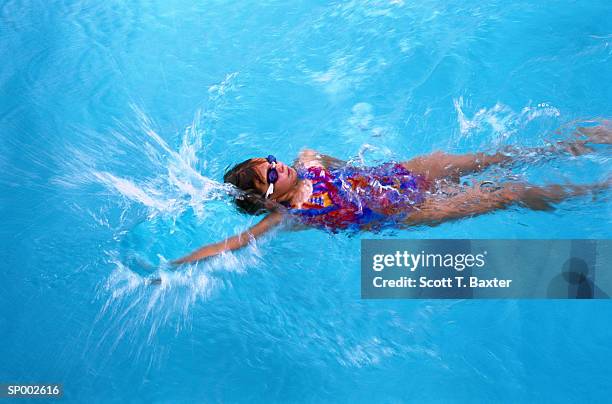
[172,123,611,265]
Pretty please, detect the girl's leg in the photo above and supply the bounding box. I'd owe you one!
[401,151,510,182]
[406,180,609,225]
[402,123,612,182]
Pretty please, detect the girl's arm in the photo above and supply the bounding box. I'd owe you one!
[172,211,284,265]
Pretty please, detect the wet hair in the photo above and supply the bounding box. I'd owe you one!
[223,158,269,215]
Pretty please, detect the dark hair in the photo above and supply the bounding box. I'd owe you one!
[223,158,269,215]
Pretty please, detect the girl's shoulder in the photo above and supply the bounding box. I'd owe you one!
[294,149,322,169]
[294,149,346,171]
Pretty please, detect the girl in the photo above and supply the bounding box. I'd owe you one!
[173,123,611,264]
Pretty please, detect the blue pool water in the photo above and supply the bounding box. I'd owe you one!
[1,0,611,401]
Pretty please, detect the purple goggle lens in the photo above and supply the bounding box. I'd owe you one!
[266,155,278,184]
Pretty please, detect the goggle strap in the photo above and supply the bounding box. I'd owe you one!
[265,183,274,198]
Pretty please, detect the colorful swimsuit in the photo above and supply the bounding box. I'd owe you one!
[289,163,430,230]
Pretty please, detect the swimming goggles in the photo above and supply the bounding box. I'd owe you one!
[264,155,278,198]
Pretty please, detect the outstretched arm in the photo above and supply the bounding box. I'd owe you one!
[172,212,284,265]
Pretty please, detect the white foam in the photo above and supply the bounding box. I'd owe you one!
[453,97,561,138]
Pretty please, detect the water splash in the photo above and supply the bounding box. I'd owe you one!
[50,73,268,359]
[55,107,235,226]
[453,96,561,140]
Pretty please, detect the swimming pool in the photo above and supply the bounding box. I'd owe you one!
[1,0,611,401]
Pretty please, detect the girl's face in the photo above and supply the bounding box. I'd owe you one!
[253,159,298,200]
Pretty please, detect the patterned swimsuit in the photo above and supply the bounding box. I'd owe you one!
[289,163,430,230]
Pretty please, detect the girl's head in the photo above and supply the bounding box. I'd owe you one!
[223,156,298,214]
